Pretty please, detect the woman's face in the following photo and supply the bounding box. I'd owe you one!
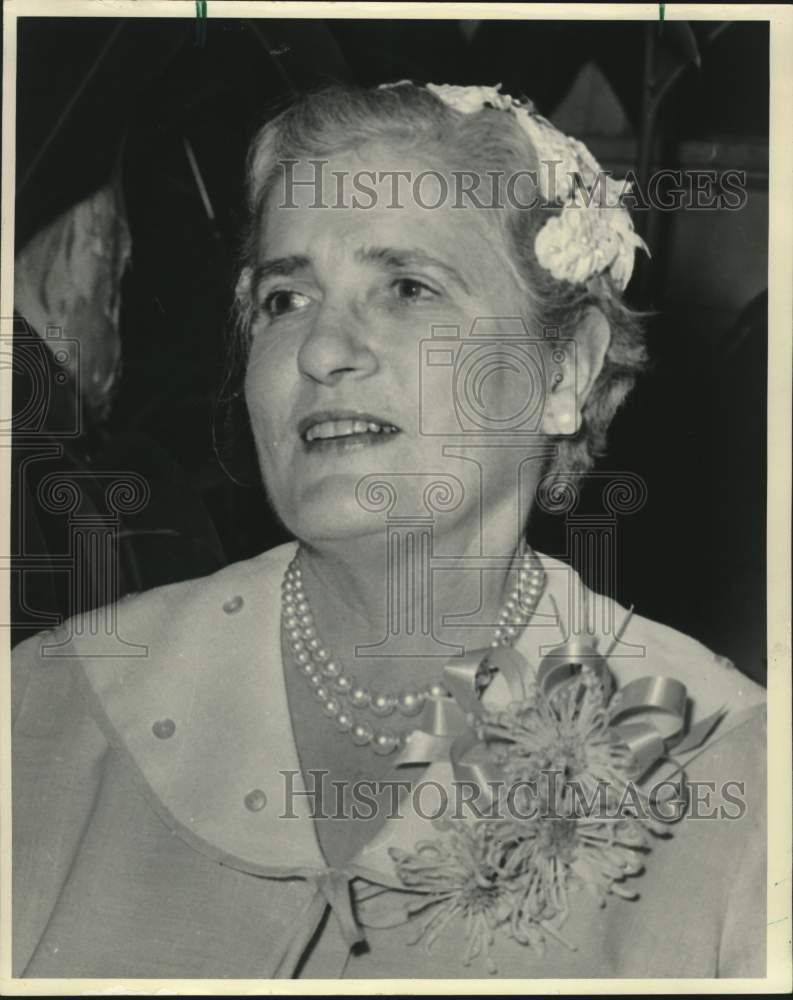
[244,144,551,546]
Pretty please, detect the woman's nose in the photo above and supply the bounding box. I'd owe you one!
[297,304,378,385]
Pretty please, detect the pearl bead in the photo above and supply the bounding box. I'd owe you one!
[370,693,396,717]
[351,722,374,746]
[335,711,354,732]
[283,546,546,758]
[349,687,371,709]
[397,691,424,716]
[372,733,399,756]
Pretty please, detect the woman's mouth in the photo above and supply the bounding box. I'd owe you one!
[299,412,402,452]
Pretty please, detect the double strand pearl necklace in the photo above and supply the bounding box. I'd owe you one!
[281,546,546,756]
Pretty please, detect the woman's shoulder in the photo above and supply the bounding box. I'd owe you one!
[104,538,298,642]
[122,538,298,634]
[11,540,299,733]
[14,540,297,662]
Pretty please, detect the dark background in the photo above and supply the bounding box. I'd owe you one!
[11,16,768,683]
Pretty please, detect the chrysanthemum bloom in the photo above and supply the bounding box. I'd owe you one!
[485,673,638,811]
[389,822,518,973]
[495,812,652,942]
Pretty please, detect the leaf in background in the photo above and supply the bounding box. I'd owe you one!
[14,178,132,422]
[662,21,702,70]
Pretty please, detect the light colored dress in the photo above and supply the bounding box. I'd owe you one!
[11,541,766,979]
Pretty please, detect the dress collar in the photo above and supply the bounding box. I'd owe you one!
[73,540,763,886]
[74,540,332,878]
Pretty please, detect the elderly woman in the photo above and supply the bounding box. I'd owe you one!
[12,82,765,980]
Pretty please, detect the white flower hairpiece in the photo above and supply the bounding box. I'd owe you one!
[386,81,649,291]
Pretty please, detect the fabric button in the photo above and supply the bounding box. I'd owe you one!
[244,789,267,812]
[152,718,176,739]
[223,595,244,614]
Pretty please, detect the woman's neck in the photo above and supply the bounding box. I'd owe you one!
[295,523,529,670]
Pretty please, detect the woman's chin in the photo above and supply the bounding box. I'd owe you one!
[290,513,386,546]
[277,485,390,545]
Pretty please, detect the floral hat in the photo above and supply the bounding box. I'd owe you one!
[383,82,649,292]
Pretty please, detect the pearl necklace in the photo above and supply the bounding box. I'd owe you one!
[281,547,546,756]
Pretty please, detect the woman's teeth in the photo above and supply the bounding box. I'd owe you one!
[304,419,399,442]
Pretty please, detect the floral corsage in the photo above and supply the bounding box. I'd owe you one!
[384,634,724,972]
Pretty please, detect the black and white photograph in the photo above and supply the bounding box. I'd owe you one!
[2,1,791,990]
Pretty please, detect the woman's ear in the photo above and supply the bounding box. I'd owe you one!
[541,307,611,435]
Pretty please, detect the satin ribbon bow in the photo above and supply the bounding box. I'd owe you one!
[395,645,520,799]
[395,637,725,794]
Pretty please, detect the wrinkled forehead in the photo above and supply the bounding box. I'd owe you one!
[268,142,448,207]
[257,146,526,290]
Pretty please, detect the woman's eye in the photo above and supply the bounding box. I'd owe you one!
[391,278,438,303]
[261,289,311,319]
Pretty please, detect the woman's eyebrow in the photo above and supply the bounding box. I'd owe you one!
[356,245,470,293]
[252,254,311,287]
